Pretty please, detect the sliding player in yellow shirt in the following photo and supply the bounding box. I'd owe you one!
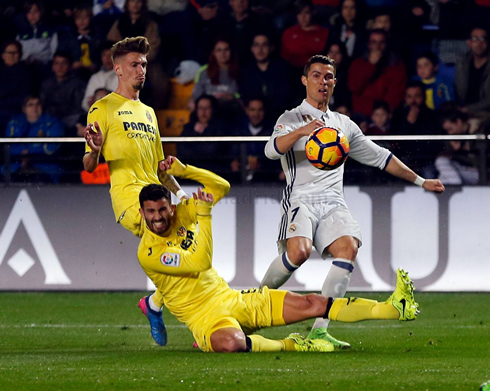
[137,158,420,352]
[82,37,185,346]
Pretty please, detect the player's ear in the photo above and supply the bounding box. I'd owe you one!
[114,62,122,76]
[301,75,307,87]
[170,205,176,215]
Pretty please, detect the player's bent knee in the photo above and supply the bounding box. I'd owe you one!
[211,330,247,353]
[287,246,311,264]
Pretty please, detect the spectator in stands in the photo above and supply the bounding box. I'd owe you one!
[107,0,168,109]
[328,0,367,59]
[391,81,442,176]
[226,0,267,63]
[189,1,230,65]
[0,41,33,132]
[192,38,240,118]
[178,94,228,172]
[94,0,124,16]
[324,40,351,109]
[3,95,63,183]
[454,26,490,115]
[435,110,479,185]
[77,87,111,137]
[239,33,292,120]
[348,29,407,117]
[414,51,454,110]
[58,4,100,81]
[82,41,118,112]
[40,51,86,134]
[365,100,391,149]
[281,1,329,70]
[231,96,278,181]
[16,0,58,65]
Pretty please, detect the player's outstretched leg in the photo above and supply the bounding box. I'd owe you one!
[385,268,420,320]
[138,295,167,346]
[283,333,335,353]
[327,268,420,322]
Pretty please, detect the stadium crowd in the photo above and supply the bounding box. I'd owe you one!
[1,0,489,185]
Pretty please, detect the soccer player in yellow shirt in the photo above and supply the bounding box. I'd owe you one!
[82,37,185,346]
[138,157,420,352]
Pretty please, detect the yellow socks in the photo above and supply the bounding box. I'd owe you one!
[328,297,399,322]
[248,335,286,352]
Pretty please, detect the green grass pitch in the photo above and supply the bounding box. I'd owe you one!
[1,292,489,390]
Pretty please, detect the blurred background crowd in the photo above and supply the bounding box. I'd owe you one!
[1,0,490,185]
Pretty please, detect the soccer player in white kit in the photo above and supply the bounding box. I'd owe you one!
[260,55,445,348]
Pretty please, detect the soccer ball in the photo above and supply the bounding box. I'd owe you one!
[305,127,350,170]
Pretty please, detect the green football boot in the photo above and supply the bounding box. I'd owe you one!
[307,327,351,349]
[285,333,335,353]
[386,268,420,321]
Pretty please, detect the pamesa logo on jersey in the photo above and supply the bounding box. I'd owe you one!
[160,253,180,267]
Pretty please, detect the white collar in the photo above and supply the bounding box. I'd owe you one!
[300,99,331,119]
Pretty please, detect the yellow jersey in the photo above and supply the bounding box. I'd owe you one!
[86,92,164,221]
[137,165,231,326]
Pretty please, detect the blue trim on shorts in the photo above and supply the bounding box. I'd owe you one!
[282,253,297,272]
[332,260,354,272]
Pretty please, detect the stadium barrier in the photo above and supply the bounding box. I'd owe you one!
[1,183,490,292]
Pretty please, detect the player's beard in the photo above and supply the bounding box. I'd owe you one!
[133,81,145,91]
[145,215,171,236]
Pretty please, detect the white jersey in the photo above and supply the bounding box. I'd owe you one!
[265,100,392,212]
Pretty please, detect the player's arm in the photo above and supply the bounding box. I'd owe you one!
[83,121,104,172]
[157,168,188,200]
[265,119,325,159]
[160,156,231,204]
[143,190,214,276]
[384,155,445,193]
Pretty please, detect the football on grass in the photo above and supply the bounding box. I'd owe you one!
[305,127,350,170]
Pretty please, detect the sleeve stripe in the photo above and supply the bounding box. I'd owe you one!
[273,137,285,156]
[383,153,393,170]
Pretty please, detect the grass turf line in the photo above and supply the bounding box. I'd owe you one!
[0,292,489,390]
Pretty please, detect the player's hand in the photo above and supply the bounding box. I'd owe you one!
[193,188,214,216]
[423,179,445,193]
[160,156,187,177]
[84,121,104,154]
[297,119,325,137]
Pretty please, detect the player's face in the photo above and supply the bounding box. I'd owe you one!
[405,87,424,107]
[115,52,147,91]
[251,35,270,62]
[416,58,436,80]
[467,28,488,57]
[302,63,336,108]
[246,100,265,126]
[140,198,175,236]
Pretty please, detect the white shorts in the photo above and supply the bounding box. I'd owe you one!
[277,201,362,258]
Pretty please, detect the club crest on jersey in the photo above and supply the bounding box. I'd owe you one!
[161,253,180,267]
[274,124,284,133]
[177,226,187,237]
[146,110,152,123]
[289,224,297,232]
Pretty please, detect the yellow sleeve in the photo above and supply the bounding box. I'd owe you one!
[152,107,165,162]
[142,214,213,276]
[85,101,109,153]
[167,161,231,204]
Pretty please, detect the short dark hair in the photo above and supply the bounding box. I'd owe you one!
[2,40,22,57]
[442,110,469,124]
[53,50,73,64]
[22,95,41,108]
[406,80,426,92]
[245,95,266,107]
[111,36,150,63]
[417,51,439,67]
[139,184,171,209]
[304,54,336,76]
[372,100,391,114]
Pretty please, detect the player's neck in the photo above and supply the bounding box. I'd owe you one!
[306,97,329,112]
[115,85,140,101]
